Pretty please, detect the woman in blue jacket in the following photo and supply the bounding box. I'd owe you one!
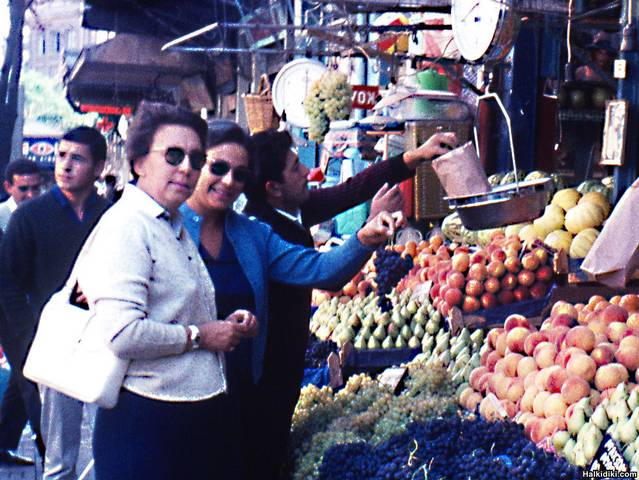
[180,121,401,474]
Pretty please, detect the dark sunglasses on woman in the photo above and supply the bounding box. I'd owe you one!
[151,147,206,170]
[208,160,251,184]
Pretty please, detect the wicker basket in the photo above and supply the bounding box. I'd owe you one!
[242,74,278,134]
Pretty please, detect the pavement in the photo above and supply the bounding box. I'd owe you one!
[0,404,95,480]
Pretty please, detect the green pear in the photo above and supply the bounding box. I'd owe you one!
[401,324,412,341]
[421,335,434,353]
[373,324,386,340]
[395,335,407,349]
[382,336,394,349]
[354,336,367,349]
[408,336,421,349]
[413,323,425,339]
[368,336,381,349]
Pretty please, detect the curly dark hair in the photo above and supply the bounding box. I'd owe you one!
[244,129,292,203]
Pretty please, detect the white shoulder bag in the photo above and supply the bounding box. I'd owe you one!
[23,245,129,409]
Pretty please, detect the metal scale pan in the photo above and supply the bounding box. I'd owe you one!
[444,93,552,230]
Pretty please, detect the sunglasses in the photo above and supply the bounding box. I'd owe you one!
[150,147,206,170]
[17,185,41,193]
[208,160,251,184]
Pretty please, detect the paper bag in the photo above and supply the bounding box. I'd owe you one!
[581,179,639,287]
[431,141,491,197]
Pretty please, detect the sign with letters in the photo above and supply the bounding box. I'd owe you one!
[351,85,380,110]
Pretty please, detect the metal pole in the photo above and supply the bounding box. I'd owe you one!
[614,0,639,200]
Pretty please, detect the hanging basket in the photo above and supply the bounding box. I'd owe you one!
[242,74,278,135]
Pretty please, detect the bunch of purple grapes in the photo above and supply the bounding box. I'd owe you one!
[373,248,413,312]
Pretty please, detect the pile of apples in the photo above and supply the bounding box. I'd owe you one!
[458,294,639,468]
[424,234,554,316]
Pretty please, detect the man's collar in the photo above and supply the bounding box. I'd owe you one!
[6,197,17,213]
[275,207,303,225]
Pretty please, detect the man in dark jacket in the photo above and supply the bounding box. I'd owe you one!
[0,126,110,479]
[243,129,456,479]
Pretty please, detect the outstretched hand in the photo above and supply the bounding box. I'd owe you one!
[369,183,403,219]
[402,131,458,170]
[357,211,406,247]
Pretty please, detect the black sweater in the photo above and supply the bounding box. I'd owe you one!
[0,189,110,343]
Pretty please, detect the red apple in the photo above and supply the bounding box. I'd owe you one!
[468,263,487,282]
[451,253,470,272]
[530,281,549,299]
[487,260,506,278]
[465,279,484,297]
[484,277,501,294]
[430,283,440,300]
[491,248,507,263]
[504,314,531,331]
[498,290,515,305]
[447,271,466,289]
[470,250,487,264]
[481,292,498,310]
[504,257,521,274]
[445,287,463,306]
[501,273,517,291]
[536,265,553,283]
[463,295,481,313]
[513,285,530,302]
[517,270,536,287]
[532,247,549,265]
[521,253,540,271]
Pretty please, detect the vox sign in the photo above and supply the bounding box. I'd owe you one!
[351,85,380,110]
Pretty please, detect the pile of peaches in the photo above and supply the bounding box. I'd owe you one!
[459,294,639,445]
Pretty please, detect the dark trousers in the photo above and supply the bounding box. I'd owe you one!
[94,389,244,480]
[0,313,44,455]
[246,316,309,480]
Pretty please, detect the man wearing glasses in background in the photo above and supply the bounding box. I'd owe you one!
[0,158,43,467]
[0,127,109,479]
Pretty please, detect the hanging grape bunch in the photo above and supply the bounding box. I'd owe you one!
[304,71,353,143]
[373,248,413,312]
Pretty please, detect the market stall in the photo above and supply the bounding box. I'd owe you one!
[95,0,639,476]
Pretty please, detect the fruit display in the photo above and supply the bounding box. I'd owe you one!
[304,71,352,143]
[516,187,611,259]
[318,414,582,480]
[460,294,639,470]
[427,234,554,315]
[288,361,457,479]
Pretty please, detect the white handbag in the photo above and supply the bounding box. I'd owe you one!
[23,265,129,409]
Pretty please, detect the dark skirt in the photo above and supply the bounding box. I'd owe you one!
[93,389,244,480]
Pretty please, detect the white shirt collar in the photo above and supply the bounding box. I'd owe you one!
[6,197,17,213]
[275,208,303,225]
[121,184,184,238]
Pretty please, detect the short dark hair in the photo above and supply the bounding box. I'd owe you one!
[207,119,255,175]
[245,129,292,203]
[4,158,40,185]
[62,126,107,163]
[126,101,208,179]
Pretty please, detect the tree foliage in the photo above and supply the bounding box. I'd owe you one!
[22,69,97,130]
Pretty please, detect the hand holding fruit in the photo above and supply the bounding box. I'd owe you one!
[402,131,457,170]
[357,211,405,247]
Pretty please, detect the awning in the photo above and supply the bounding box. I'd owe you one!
[65,33,220,111]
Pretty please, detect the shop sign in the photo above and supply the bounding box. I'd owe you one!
[80,104,132,116]
[351,85,379,110]
[589,434,630,473]
[22,137,58,164]
[378,367,407,393]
